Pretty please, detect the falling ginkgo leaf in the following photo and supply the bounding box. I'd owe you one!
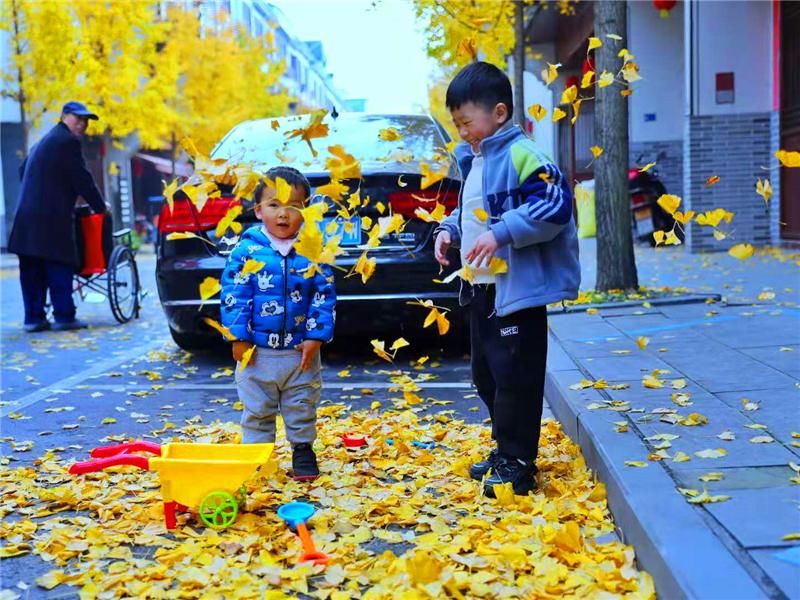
[656,194,680,215]
[775,150,800,168]
[162,179,179,214]
[756,178,772,204]
[420,162,447,190]
[552,108,567,122]
[166,231,215,246]
[541,62,561,85]
[378,127,403,141]
[203,317,236,341]
[561,85,578,106]
[473,208,489,222]
[238,345,256,371]
[639,162,656,173]
[636,337,649,350]
[215,205,243,237]
[706,175,720,186]
[590,146,603,159]
[199,277,221,302]
[729,243,754,260]
[285,109,329,157]
[598,71,615,88]
[588,36,602,50]
[527,104,547,121]
[240,259,265,277]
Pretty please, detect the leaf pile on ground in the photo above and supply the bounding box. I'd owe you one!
[1,408,654,599]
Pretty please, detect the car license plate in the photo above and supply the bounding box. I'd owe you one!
[322,216,361,245]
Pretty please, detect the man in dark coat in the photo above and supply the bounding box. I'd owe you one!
[7,101,109,332]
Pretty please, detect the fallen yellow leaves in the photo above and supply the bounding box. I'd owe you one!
[729,243,754,260]
[3,407,654,598]
[695,448,728,459]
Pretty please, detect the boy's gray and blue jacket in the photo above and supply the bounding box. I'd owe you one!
[220,226,336,348]
[436,124,580,316]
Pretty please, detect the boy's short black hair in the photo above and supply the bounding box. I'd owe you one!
[445,61,514,121]
[253,166,311,203]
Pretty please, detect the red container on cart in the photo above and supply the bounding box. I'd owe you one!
[79,213,106,276]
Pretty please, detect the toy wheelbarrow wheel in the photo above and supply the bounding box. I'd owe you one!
[199,491,238,530]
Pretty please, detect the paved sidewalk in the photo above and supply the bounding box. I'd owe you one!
[545,240,800,599]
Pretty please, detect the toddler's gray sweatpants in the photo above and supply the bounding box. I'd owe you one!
[235,348,321,446]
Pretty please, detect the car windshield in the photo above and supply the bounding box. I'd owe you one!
[211,113,453,174]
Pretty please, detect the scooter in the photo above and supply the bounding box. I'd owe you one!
[629,153,682,246]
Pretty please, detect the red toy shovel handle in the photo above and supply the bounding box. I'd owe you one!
[90,441,162,458]
[69,454,150,474]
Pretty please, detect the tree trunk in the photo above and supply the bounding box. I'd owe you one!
[513,0,525,128]
[10,0,29,154]
[593,0,638,291]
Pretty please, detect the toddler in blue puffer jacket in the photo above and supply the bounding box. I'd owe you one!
[221,166,336,481]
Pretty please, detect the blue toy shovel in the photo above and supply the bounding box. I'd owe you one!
[277,502,329,566]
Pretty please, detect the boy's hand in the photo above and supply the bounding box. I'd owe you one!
[296,339,322,371]
[465,231,498,268]
[232,341,253,362]
[434,230,452,266]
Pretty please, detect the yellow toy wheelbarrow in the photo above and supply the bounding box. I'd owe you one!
[69,440,274,530]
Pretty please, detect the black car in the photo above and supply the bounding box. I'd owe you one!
[155,113,463,350]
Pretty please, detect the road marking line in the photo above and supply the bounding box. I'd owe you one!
[0,341,166,418]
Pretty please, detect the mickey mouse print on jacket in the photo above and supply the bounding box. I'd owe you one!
[221,226,336,349]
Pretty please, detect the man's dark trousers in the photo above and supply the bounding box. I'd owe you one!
[18,255,75,325]
[470,284,548,462]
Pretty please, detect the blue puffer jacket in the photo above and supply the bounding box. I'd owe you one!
[220,226,336,349]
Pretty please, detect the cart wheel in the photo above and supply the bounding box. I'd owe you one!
[236,485,247,509]
[107,245,141,324]
[199,491,238,530]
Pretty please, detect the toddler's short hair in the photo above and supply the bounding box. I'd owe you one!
[446,61,514,122]
[253,166,311,204]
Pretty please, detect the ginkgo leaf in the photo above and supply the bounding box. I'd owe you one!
[488,257,508,275]
[624,461,648,468]
[238,345,256,371]
[642,374,664,389]
[695,448,727,459]
[696,208,734,227]
[687,488,731,504]
[199,277,221,301]
[552,108,567,122]
[527,104,547,121]
[166,231,215,246]
[636,336,649,350]
[285,108,329,157]
[420,162,447,190]
[162,179,178,214]
[706,175,720,186]
[756,178,772,204]
[541,62,561,85]
[390,337,410,351]
[271,119,280,131]
[581,70,595,89]
[653,231,666,246]
[326,145,361,180]
[590,146,603,159]
[717,431,735,441]
[621,61,641,83]
[378,127,403,141]
[750,435,775,444]
[203,317,236,341]
[782,533,800,541]
[571,100,583,125]
[473,208,489,222]
[456,36,478,60]
[598,71,615,88]
[699,472,724,482]
[673,210,695,225]
[640,162,657,173]
[240,259,265,276]
[561,85,578,105]
[316,178,349,202]
[672,452,691,463]
[729,243,754,260]
[354,251,376,284]
[215,205,243,237]
[588,36,602,50]
[776,149,800,168]
[371,339,393,362]
[656,194,680,215]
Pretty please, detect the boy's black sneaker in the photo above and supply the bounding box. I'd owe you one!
[291,443,319,481]
[469,448,499,481]
[483,455,537,498]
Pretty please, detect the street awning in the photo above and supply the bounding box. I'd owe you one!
[134,153,193,178]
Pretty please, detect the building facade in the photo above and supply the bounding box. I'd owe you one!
[521,0,798,252]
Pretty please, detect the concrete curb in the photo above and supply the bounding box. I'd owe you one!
[545,329,768,600]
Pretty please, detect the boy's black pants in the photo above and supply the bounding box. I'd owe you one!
[469,284,548,462]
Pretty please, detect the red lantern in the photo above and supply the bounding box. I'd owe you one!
[652,0,677,18]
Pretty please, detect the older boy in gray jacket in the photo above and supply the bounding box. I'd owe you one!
[435,62,580,497]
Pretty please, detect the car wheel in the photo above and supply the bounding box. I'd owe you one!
[168,326,219,351]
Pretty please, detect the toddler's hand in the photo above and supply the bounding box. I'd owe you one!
[465,231,498,268]
[296,339,322,371]
[232,341,253,362]
[434,230,452,266]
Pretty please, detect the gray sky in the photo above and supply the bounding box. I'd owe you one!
[270,0,434,113]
